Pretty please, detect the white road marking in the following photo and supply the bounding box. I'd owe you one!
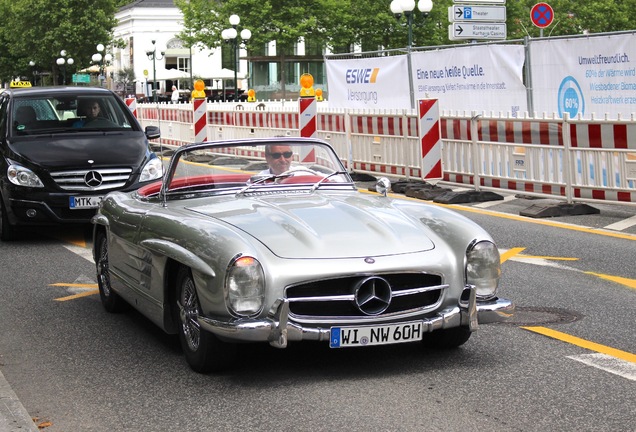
[604,214,636,231]
[64,244,94,263]
[567,353,636,381]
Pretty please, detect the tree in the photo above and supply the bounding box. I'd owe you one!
[0,0,118,85]
[507,0,636,39]
[115,66,136,96]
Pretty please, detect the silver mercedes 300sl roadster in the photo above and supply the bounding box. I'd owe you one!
[92,137,514,373]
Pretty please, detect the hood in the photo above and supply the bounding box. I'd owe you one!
[9,132,147,169]
[188,193,435,259]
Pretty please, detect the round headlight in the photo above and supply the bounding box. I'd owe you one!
[225,255,265,316]
[466,240,500,299]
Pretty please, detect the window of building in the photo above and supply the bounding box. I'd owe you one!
[304,39,323,57]
[165,56,190,74]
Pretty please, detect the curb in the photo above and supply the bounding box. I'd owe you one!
[0,369,38,432]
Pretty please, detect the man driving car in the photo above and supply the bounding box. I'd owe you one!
[261,144,293,175]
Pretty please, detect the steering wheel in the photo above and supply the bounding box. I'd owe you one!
[279,166,321,177]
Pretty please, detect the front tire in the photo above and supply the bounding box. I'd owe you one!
[95,231,127,313]
[174,266,236,373]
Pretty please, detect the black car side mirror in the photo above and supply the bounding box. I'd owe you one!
[145,125,160,140]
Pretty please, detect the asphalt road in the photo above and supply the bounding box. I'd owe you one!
[1,188,635,432]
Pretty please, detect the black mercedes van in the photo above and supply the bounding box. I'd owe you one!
[0,86,162,240]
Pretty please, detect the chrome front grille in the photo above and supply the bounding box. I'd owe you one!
[50,168,133,191]
[285,272,447,324]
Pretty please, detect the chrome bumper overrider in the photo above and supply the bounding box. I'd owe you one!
[197,285,515,349]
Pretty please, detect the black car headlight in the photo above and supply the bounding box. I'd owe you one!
[225,255,265,316]
[139,157,163,183]
[466,240,500,299]
[7,161,44,187]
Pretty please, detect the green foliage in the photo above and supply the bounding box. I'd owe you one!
[0,0,118,83]
[115,66,136,94]
[177,0,636,53]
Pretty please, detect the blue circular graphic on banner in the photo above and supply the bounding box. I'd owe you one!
[557,76,584,118]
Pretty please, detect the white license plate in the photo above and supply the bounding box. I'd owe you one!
[330,321,423,348]
[69,196,103,209]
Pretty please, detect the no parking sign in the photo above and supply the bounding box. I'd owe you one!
[531,2,554,29]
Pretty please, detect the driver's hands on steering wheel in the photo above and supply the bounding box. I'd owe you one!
[278,166,322,177]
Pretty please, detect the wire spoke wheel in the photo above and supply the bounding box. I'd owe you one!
[179,276,201,352]
[95,231,126,312]
[174,266,237,373]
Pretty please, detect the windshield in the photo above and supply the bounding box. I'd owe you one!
[144,139,354,199]
[11,94,136,135]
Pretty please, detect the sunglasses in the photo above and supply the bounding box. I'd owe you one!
[267,151,293,159]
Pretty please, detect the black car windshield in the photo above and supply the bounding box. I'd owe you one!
[11,94,136,136]
[150,139,354,199]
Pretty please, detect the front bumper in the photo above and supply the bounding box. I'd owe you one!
[198,285,515,348]
[2,182,152,226]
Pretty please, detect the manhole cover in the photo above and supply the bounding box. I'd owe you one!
[498,306,583,326]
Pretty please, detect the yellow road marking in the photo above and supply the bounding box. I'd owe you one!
[523,326,636,364]
[500,247,525,263]
[585,272,636,290]
[50,283,99,301]
[55,289,99,302]
[517,255,579,261]
[50,283,97,288]
[67,238,86,247]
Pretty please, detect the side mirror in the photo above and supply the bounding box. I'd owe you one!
[145,125,160,140]
[375,177,391,197]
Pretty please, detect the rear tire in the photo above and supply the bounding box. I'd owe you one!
[95,231,127,313]
[174,266,236,373]
[422,327,472,349]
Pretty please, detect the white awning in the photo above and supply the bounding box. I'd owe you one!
[152,68,190,81]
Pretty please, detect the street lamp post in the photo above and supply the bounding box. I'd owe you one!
[145,40,165,103]
[92,44,112,88]
[222,14,251,102]
[390,0,433,109]
[56,50,74,86]
[390,0,433,49]
[29,61,36,86]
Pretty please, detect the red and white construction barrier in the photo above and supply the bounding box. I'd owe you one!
[570,122,636,149]
[441,117,562,146]
[193,98,207,143]
[418,99,443,181]
[125,97,137,118]
[299,98,317,162]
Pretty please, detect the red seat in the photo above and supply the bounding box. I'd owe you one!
[137,173,252,197]
[278,175,326,184]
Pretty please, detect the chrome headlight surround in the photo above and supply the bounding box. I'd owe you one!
[139,155,163,183]
[7,160,44,187]
[225,255,265,317]
[466,240,500,300]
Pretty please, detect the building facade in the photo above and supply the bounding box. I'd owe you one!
[113,0,248,100]
[113,0,327,101]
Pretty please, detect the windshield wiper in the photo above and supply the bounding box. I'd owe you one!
[235,173,291,197]
[310,171,349,192]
